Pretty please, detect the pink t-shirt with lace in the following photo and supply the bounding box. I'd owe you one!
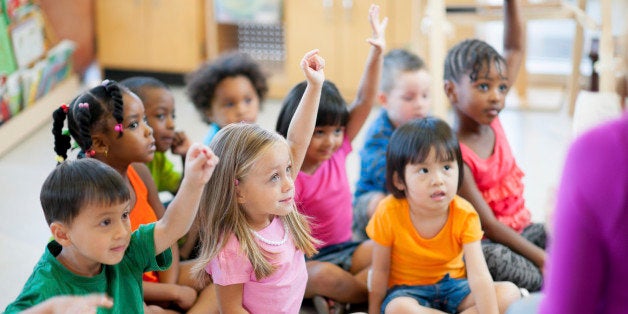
[206,217,307,313]
[459,118,531,233]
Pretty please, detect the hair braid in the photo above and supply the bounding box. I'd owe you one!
[52,106,71,163]
[444,39,506,83]
[103,80,125,138]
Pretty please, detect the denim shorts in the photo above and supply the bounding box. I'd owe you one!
[306,241,361,271]
[381,274,471,314]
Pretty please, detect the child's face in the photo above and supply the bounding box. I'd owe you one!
[207,75,260,128]
[382,69,432,128]
[236,142,294,230]
[143,87,176,152]
[101,93,156,164]
[450,63,509,125]
[394,148,458,213]
[59,201,131,273]
[304,125,344,167]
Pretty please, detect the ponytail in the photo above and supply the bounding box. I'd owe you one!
[52,105,71,163]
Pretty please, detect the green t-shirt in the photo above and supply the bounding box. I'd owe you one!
[5,223,172,314]
[147,151,182,194]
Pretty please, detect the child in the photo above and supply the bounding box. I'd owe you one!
[275,4,386,309]
[48,80,216,312]
[191,49,324,313]
[353,48,431,241]
[367,117,520,314]
[443,0,547,292]
[120,76,190,196]
[186,51,268,145]
[5,149,217,313]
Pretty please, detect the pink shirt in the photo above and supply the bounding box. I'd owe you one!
[295,138,353,248]
[206,218,307,313]
[459,118,531,233]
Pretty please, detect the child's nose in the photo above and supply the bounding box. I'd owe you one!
[166,116,175,129]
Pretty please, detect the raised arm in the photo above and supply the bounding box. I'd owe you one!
[345,4,388,141]
[503,0,524,89]
[458,165,546,269]
[287,49,325,181]
[154,143,218,254]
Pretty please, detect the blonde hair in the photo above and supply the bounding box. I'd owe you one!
[192,123,318,286]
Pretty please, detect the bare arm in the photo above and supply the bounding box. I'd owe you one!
[287,49,325,180]
[215,284,249,313]
[503,0,524,89]
[345,4,388,141]
[463,241,499,314]
[154,143,219,254]
[368,242,391,314]
[21,294,113,314]
[459,165,546,269]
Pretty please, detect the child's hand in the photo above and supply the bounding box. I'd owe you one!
[171,131,191,156]
[183,143,219,185]
[366,4,388,52]
[300,49,325,87]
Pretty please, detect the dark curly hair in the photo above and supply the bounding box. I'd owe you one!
[185,51,268,124]
[444,39,506,83]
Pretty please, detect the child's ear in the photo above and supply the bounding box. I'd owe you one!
[235,185,245,205]
[392,171,406,192]
[377,91,388,108]
[444,80,458,104]
[50,222,72,246]
[91,133,109,156]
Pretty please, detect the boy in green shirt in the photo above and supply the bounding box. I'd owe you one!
[5,145,218,313]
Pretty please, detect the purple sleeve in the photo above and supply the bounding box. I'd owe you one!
[540,116,628,313]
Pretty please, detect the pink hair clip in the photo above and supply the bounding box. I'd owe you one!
[114,124,124,133]
[87,149,96,157]
[60,104,69,113]
[234,179,239,186]
[78,102,89,109]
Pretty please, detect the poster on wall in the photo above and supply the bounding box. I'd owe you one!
[10,15,44,69]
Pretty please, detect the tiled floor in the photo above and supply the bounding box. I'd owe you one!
[0,84,574,309]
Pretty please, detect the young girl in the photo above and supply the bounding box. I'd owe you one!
[120,76,190,196]
[275,4,386,309]
[50,80,217,313]
[443,0,547,292]
[186,51,268,145]
[367,117,520,314]
[192,49,324,313]
[5,142,217,312]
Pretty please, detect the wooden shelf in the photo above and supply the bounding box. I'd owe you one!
[0,75,80,158]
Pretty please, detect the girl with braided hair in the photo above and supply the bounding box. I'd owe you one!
[443,0,547,293]
[51,80,219,313]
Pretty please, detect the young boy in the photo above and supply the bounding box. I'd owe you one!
[353,49,432,240]
[5,145,217,313]
[120,76,191,196]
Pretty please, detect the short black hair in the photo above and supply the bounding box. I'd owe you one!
[120,76,169,102]
[386,117,464,198]
[276,80,349,138]
[444,39,507,83]
[186,51,268,124]
[40,159,130,225]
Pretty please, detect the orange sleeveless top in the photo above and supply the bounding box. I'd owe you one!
[127,165,159,282]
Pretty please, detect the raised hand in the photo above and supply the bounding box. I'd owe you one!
[171,130,191,156]
[183,143,219,185]
[300,49,325,87]
[366,4,388,52]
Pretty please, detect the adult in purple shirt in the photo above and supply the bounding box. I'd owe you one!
[538,113,628,313]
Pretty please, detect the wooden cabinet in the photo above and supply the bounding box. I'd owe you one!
[96,0,205,73]
[283,0,421,98]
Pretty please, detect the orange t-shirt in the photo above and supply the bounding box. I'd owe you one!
[366,195,483,287]
[127,165,159,282]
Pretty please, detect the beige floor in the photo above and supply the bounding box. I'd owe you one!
[0,84,574,309]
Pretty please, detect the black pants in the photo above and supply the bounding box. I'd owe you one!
[482,223,547,292]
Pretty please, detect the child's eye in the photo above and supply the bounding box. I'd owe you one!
[333,128,343,135]
[270,173,280,182]
[171,113,176,120]
[100,218,111,227]
[418,168,428,174]
[122,211,130,220]
[499,84,508,93]
[244,97,252,105]
[128,121,139,129]
[286,165,292,174]
[156,114,166,121]
[444,164,452,171]
[478,83,489,91]
[224,102,234,108]
[313,129,325,136]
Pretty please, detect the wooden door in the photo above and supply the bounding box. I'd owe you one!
[96,0,146,70]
